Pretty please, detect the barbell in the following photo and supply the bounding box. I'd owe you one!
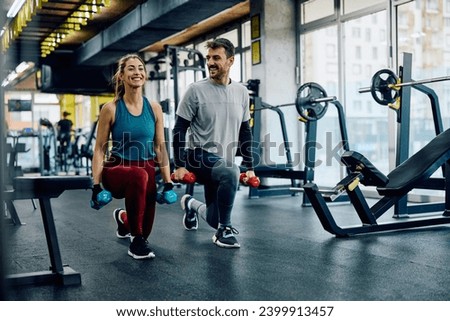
[296,82,336,121]
[359,69,450,106]
[251,82,336,122]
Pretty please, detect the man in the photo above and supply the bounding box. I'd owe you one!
[172,38,256,248]
[57,111,73,152]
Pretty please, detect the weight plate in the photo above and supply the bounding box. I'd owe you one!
[296,82,329,121]
[370,69,399,106]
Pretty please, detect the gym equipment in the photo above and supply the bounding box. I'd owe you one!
[359,53,445,217]
[69,128,87,175]
[239,173,260,188]
[156,183,177,204]
[148,45,206,189]
[170,172,197,197]
[4,175,92,285]
[4,129,38,224]
[359,69,450,106]
[90,188,112,210]
[247,92,302,198]
[5,131,30,184]
[296,82,336,122]
[303,128,450,237]
[56,130,71,174]
[171,172,196,184]
[149,45,206,111]
[80,117,98,176]
[38,118,57,176]
[251,81,336,122]
[156,190,177,204]
[247,80,350,203]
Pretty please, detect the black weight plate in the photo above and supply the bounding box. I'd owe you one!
[296,82,329,121]
[370,69,399,105]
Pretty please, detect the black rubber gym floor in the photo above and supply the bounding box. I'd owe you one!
[3,183,450,301]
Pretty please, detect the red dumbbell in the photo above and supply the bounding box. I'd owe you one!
[240,173,260,188]
[171,172,196,184]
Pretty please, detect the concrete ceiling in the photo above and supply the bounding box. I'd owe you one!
[1,0,249,94]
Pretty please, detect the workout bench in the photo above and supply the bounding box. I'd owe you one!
[3,175,92,286]
[304,128,450,237]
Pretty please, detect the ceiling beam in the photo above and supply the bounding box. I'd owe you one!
[75,0,247,66]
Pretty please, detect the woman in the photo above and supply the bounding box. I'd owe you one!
[91,53,173,260]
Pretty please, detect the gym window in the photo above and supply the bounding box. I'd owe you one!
[298,0,449,201]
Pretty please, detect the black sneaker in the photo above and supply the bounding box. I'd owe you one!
[181,194,198,230]
[212,226,240,248]
[113,208,130,239]
[128,236,155,259]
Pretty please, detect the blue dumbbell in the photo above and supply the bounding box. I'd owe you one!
[90,189,113,210]
[156,190,177,204]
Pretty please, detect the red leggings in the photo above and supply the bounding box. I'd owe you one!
[102,157,157,239]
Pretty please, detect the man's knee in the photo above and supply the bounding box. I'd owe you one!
[212,159,239,184]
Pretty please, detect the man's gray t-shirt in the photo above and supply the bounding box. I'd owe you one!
[176,78,250,162]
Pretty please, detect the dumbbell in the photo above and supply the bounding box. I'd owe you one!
[170,172,196,184]
[156,183,177,204]
[90,189,112,210]
[240,173,260,188]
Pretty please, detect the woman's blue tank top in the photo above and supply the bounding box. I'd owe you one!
[110,97,156,160]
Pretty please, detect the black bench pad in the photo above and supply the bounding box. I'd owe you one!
[341,151,389,187]
[377,128,450,196]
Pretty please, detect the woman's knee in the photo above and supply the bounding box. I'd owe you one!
[129,168,149,187]
[110,168,148,195]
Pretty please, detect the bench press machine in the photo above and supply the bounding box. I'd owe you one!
[303,128,450,237]
[4,175,92,286]
[359,53,447,217]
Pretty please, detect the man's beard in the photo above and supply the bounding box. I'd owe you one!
[209,68,224,81]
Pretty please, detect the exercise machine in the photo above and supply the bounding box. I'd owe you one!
[80,118,98,176]
[6,130,30,184]
[38,118,57,176]
[304,128,450,237]
[70,128,86,175]
[245,79,301,198]
[148,45,206,190]
[247,80,350,205]
[359,52,448,216]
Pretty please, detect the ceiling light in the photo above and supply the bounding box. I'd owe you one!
[15,61,33,74]
[1,71,18,87]
[1,79,10,87]
[1,61,35,87]
[40,0,111,57]
[6,0,26,18]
